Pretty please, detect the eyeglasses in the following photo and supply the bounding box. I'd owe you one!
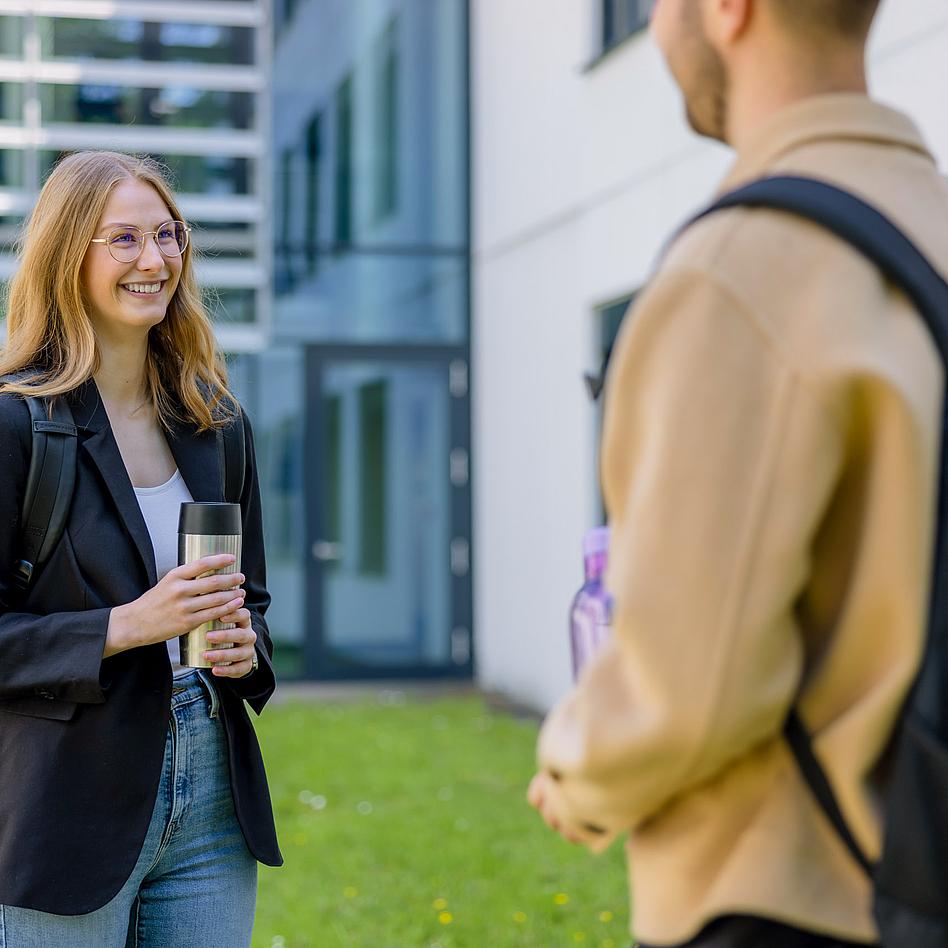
[89,220,191,263]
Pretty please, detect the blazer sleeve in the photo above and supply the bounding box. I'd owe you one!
[536,267,847,844]
[0,393,111,703]
[216,405,277,714]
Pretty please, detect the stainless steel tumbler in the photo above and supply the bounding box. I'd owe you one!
[177,502,242,668]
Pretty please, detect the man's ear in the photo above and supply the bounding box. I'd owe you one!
[703,0,754,46]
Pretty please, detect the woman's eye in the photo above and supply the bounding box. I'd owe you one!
[110,232,137,244]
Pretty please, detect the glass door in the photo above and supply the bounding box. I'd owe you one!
[304,345,471,679]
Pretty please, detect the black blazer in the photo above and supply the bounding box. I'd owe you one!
[0,379,283,915]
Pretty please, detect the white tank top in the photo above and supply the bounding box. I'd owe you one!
[133,469,194,673]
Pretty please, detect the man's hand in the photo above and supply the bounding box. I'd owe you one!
[528,771,610,848]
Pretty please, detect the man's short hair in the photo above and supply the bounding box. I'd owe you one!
[770,0,881,40]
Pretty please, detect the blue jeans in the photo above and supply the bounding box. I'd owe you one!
[0,670,257,947]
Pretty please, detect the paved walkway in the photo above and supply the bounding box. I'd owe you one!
[270,679,543,720]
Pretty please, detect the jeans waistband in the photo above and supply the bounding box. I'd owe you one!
[171,668,220,718]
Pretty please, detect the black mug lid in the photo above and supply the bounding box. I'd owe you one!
[178,502,242,536]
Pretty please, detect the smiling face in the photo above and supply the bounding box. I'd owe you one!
[81,177,183,342]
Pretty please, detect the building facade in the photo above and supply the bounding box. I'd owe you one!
[471,0,948,711]
[249,0,471,681]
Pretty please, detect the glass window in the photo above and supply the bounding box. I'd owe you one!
[0,83,23,124]
[602,0,653,51]
[593,293,636,518]
[228,347,306,678]
[304,113,321,275]
[273,252,468,345]
[333,75,353,247]
[204,287,256,324]
[0,216,23,254]
[271,0,469,345]
[373,17,398,222]
[39,151,252,196]
[39,18,254,66]
[192,221,256,261]
[0,17,23,57]
[276,146,294,294]
[358,379,388,574]
[40,84,254,129]
[0,150,24,188]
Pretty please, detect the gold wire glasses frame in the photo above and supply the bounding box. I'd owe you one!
[89,220,191,263]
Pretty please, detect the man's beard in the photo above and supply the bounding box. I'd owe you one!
[679,7,730,141]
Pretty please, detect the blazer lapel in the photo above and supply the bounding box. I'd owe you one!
[67,382,225,590]
[70,381,159,589]
[166,418,223,505]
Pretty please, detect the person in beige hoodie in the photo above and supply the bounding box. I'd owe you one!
[529,1,948,946]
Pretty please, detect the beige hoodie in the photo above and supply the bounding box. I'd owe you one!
[537,95,948,946]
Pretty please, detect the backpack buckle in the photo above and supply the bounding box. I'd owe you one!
[12,559,34,592]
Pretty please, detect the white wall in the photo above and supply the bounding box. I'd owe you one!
[471,0,948,712]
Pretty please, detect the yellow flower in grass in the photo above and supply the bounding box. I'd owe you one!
[512,911,527,924]
[432,897,448,911]
[343,886,358,899]
[599,911,614,923]
[573,934,586,943]
[553,893,570,906]
[438,911,453,925]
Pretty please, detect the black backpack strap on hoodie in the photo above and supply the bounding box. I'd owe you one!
[12,390,78,599]
[692,175,948,881]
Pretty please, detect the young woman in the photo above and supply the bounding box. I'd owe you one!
[0,151,282,947]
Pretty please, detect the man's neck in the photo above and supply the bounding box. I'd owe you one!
[725,51,868,152]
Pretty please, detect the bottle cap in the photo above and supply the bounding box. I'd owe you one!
[178,502,242,536]
[582,526,610,557]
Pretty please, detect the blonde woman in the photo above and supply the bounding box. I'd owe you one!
[0,151,281,946]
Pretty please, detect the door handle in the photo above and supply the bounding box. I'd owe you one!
[312,541,344,562]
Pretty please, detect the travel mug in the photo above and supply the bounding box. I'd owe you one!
[177,502,243,668]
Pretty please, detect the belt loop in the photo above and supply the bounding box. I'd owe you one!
[198,670,221,719]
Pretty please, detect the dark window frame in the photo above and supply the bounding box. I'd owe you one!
[333,75,353,249]
[601,0,652,53]
[372,16,399,223]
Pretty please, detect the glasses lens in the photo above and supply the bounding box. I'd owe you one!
[107,227,143,263]
[157,221,188,257]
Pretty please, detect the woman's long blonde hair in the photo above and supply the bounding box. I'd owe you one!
[0,150,235,431]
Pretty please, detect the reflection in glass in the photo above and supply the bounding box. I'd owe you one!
[192,221,255,261]
[0,17,23,57]
[321,361,451,669]
[0,83,23,124]
[0,150,23,188]
[39,18,254,66]
[273,0,468,345]
[41,84,254,129]
[204,287,256,324]
[39,151,252,195]
[230,348,305,678]
[274,252,467,344]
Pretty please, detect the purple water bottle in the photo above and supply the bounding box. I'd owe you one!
[570,526,613,679]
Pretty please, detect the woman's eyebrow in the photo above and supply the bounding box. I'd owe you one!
[98,220,171,229]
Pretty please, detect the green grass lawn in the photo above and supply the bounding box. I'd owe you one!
[250,694,631,948]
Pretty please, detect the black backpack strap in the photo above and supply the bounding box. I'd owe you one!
[217,401,246,505]
[15,394,78,598]
[693,175,948,878]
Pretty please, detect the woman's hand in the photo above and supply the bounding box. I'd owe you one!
[104,554,246,657]
[203,610,258,679]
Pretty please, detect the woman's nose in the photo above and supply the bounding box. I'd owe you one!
[137,234,165,270]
